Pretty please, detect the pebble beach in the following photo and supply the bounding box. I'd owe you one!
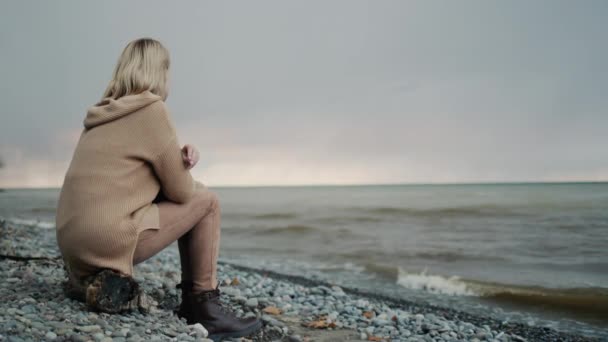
[0,218,599,342]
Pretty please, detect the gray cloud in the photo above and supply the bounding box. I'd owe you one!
[1,0,607,186]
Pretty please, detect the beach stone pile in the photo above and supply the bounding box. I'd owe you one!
[204,273,535,342]
[0,219,596,342]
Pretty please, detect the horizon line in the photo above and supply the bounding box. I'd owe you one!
[2,180,608,190]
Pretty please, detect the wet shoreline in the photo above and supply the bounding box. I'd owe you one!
[0,218,600,341]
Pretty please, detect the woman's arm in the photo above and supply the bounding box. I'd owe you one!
[146,101,196,204]
[150,135,196,204]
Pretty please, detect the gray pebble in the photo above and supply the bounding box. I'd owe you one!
[45,331,58,340]
[245,298,258,308]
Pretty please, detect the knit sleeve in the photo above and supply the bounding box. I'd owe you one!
[148,104,196,204]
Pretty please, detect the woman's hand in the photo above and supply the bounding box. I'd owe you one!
[181,144,199,169]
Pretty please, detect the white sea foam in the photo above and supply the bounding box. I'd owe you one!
[396,267,477,296]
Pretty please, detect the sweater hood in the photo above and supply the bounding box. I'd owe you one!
[84,90,163,129]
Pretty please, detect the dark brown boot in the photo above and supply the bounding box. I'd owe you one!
[175,280,194,319]
[176,280,262,341]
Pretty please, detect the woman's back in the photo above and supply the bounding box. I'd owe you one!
[55,90,193,279]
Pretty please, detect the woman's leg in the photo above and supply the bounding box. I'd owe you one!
[183,190,221,291]
[133,184,221,292]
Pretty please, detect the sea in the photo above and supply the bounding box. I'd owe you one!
[1,183,606,339]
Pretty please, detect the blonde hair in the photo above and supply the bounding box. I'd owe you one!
[101,37,170,101]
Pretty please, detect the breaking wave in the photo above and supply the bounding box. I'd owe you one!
[394,267,608,321]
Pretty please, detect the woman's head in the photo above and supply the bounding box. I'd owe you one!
[101,37,170,101]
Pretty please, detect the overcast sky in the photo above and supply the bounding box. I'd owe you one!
[1,1,606,187]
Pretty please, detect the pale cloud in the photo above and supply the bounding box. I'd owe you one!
[0,151,70,188]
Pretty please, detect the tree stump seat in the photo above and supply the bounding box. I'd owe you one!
[62,268,155,314]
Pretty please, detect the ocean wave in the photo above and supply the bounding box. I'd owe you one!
[394,267,608,320]
[308,261,367,273]
[314,216,384,224]
[353,205,527,219]
[484,286,608,321]
[396,267,475,296]
[224,224,359,238]
[221,212,298,220]
[335,250,509,265]
[256,224,320,235]
[1,216,55,229]
[28,207,57,214]
[253,213,298,220]
[410,251,508,262]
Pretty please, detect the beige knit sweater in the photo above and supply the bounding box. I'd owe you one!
[55,90,196,281]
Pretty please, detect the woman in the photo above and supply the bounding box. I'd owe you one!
[55,37,262,340]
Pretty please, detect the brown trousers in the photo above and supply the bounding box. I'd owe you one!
[133,182,221,292]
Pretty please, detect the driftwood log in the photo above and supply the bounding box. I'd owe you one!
[63,268,155,314]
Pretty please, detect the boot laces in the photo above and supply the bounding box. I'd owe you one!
[177,281,236,316]
[216,296,234,315]
[207,287,236,315]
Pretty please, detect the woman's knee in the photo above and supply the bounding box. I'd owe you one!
[207,190,220,212]
[193,187,220,212]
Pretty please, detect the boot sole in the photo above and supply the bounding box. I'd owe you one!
[207,319,263,342]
